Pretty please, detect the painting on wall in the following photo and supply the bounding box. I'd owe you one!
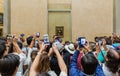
[0,13,3,24]
[56,26,64,37]
[0,28,3,36]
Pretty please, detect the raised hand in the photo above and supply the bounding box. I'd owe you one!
[39,42,46,53]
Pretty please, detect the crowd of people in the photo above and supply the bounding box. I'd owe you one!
[0,32,120,76]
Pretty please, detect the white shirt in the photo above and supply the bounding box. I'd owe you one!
[18,53,26,75]
[14,52,26,75]
[102,64,118,76]
[48,70,57,76]
[22,47,36,65]
[59,71,67,76]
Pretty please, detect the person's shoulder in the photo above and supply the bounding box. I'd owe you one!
[93,64,105,76]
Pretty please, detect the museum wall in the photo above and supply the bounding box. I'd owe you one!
[72,0,113,41]
[10,0,114,41]
[11,0,47,38]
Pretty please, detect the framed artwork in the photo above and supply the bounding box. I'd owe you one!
[0,28,3,36]
[56,26,64,37]
[0,13,3,24]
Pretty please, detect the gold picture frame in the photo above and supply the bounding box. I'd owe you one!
[56,26,64,37]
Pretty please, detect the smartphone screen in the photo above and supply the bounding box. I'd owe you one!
[81,38,86,45]
[53,41,63,51]
[6,35,13,40]
[98,40,102,45]
[36,32,40,37]
[34,40,39,47]
[78,37,86,48]
[44,34,50,45]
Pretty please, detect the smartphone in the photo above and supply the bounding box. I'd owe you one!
[98,40,102,45]
[78,37,86,48]
[20,33,25,37]
[44,34,50,45]
[6,34,13,40]
[53,41,63,52]
[36,32,40,38]
[34,40,39,47]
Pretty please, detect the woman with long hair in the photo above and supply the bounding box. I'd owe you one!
[29,42,67,76]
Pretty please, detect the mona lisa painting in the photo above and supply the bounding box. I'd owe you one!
[56,26,64,37]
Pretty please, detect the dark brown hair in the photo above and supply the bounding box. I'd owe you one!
[0,54,20,76]
[106,49,120,73]
[36,52,50,73]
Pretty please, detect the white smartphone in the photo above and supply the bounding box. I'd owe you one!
[43,34,50,45]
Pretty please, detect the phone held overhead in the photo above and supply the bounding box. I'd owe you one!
[78,37,86,48]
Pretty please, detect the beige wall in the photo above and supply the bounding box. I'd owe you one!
[10,0,114,41]
[72,0,113,41]
[48,0,71,4]
[11,0,47,38]
[115,0,120,35]
[0,0,3,32]
[0,0,3,13]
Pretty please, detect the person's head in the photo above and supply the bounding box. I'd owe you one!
[17,41,23,49]
[19,33,25,43]
[53,35,62,43]
[0,37,6,42]
[36,52,50,73]
[81,54,98,75]
[31,51,38,62]
[112,35,120,43]
[101,37,106,44]
[89,42,96,51]
[65,41,70,45]
[105,37,112,45]
[8,43,14,53]
[106,49,120,73]
[53,35,57,40]
[0,54,20,76]
[45,42,52,53]
[65,43,75,54]
[73,42,78,50]
[0,42,7,59]
[26,36,33,45]
[94,37,99,42]
[36,40,44,50]
[8,41,23,53]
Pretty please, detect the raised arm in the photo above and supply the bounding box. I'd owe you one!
[13,37,22,54]
[52,45,67,74]
[29,42,45,76]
